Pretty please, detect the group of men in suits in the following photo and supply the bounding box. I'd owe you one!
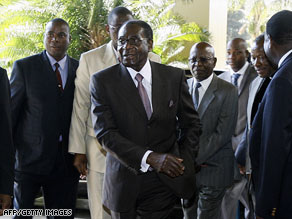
[1,6,292,219]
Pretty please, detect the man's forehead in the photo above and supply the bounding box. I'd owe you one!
[46,22,69,31]
[119,24,143,37]
[111,14,133,25]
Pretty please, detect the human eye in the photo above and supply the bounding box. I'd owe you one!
[58,32,67,38]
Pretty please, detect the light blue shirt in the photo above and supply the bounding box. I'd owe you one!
[46,51,68,88]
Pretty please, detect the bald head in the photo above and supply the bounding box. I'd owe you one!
[226,38,249,72]
[189,42,217,81]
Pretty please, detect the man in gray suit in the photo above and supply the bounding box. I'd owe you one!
[219,38,257,219]
[183,42,238,219]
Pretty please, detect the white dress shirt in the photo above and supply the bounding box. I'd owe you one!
[193,73,213,107]
[229,61,249,87]
[46,51,68,88]
[127,60,153,172]
[278,49,292,68]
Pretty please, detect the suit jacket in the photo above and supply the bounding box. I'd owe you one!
[69,41,161,173]
[187,74,238,187]
[0,67,14,195]
[219,64,257,150]
[10,51,79,175]
[250,53,292,219]
[90,61,201,212]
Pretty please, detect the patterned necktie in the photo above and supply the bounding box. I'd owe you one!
[231,73,241,87]
[135,73,152,119]
[193,82,201,109]
[55,63,63,91]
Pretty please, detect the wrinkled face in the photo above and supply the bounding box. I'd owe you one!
[189,44,216,82]
[251,40,275,78]
[226,40,248,72]
[118,24,152,72]
[44,21,71,61]
[107,14,133,50]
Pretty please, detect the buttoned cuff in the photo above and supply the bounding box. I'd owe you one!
[140,150,153,172]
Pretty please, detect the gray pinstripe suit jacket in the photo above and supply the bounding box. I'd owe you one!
[188,74,238,187]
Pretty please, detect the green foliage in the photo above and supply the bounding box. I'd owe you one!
[124,0,210,67]
[0,0,209,70]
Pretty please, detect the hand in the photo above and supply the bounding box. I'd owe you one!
[256,216,264,219]
[0,194,11,215]
[146,152,184,178]
[73,153,88,179]
[238,164,246,175]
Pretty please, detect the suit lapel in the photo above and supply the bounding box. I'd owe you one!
[150,61,167,122]
[102,41,119,66]
[40,51,59,93]
[63,56,74,92]
[197,74,217,118]
[238,64,251,95]
[118,64,148,120]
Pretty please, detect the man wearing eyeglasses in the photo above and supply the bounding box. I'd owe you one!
[68,6,160,219]
[90,20,201,219]
[182,42,238,219]
[10,18,79,218]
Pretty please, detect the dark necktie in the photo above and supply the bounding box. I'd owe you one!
[250,77,271,124]
[55,63,63,91]
[194,82,201,109]
[232,73,241,87]
[135,73,152,119]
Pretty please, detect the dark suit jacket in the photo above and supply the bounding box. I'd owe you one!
[10,51,78,175]
[250,53,292,219]
[0,67,14,195]
[90,61,201,212]
[187,74,238,187]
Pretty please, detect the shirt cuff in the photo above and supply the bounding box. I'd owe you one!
[140,150,153,172]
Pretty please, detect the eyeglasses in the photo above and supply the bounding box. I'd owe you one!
[45,31,68,39]
[188,57,213,64]
[118,37,147,46]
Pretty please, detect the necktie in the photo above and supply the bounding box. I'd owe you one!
[193,82,201,109]
[231,73,241,87]
[55,63,63,91]
[135,73,152,119]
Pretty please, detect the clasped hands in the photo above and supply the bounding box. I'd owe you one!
[146,152,184,177]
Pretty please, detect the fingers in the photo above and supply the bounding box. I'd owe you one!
[73,154,88,176]
[0,194,11,215]
[162,154,185,177]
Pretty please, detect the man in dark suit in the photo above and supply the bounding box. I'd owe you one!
[235,34,276,215]
[90,20,201,219]
[183,42,238,219]
[219,38,257,219]
[0,67,14,215]
[10,18,79,218]
[250,10,292,219]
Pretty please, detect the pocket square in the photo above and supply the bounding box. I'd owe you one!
[168,100,175,108]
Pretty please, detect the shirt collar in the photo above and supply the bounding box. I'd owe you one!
[111,41,120,61]
[194,73,213,91]
[229,61,249,76]
[46,51,67,70]
[127,60,152,84]
[278,49,292,68]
